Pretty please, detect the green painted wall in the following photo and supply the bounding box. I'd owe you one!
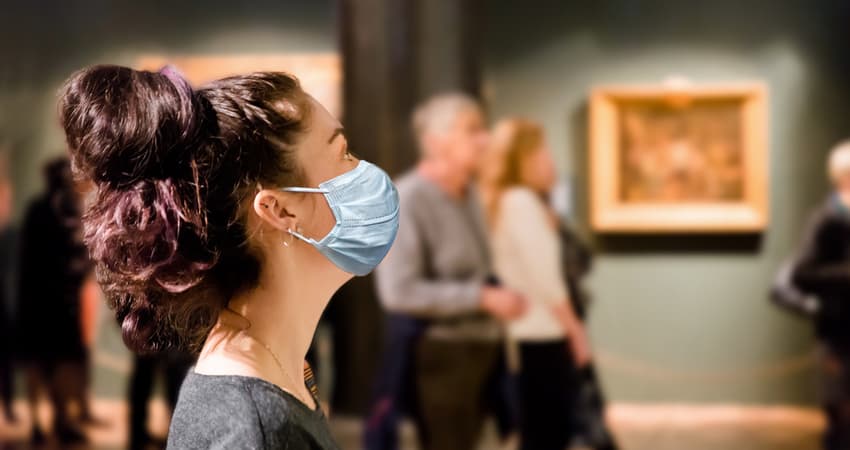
[7,0,850,406]
[1,0,336,398]
[1,0,336,220]
[484,0,850,404]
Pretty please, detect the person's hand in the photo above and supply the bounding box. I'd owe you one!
[480,286,527,321]
[79,274,101,348]
[568,321,592,368]
[550,302,592,367]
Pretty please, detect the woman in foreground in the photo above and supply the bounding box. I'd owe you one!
[59,65,399,449]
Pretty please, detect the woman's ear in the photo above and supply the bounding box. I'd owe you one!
[253,189,297,232]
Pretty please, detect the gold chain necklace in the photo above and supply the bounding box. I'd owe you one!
[221,308,314,409]
[247,333,315,409]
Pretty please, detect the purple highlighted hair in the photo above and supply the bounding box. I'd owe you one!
[59,65,311,353]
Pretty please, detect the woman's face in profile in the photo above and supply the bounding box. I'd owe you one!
[287,96,359,251]
[522,145,557,194]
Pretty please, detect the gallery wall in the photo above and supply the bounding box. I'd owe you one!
[0,0,336,220]
[6,0,850,407]
[484,0,850,404]
[0,0,337,397]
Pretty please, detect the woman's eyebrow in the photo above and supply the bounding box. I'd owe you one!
[328,127,345,144]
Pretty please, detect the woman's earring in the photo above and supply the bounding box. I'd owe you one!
[284,228,295,247]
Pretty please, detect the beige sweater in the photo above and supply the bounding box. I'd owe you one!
[492,187,570,341]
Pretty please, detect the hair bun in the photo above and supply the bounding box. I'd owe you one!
[59,64,206,187]
[57,67,310,354]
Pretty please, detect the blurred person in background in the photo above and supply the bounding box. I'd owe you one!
[555,221,618,450]
[76,268,104,428]
[368,93,526,450]
[0,149,16,426]
[73,179,106,431]
[16,156,91,445]
[128,348,195,449]
[791,140,850,450]
[481,119,615,450]
[59,65,398,449]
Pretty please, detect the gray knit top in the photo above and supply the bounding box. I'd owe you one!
[166,371,339,450]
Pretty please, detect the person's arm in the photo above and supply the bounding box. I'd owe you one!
[771,259,820,316]
[375,200,482,318]
[80,273,100,348]
[791,209,850,295]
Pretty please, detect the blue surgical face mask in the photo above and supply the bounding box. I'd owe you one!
[281,160,400,276]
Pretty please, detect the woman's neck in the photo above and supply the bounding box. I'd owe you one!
[196,255,338,407]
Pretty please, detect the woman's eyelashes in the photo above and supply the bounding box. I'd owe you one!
[341,140,357,160]
[345,148,361,161]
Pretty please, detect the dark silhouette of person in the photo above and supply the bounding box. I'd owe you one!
[557,222,619,450]
[16,156,90,445]
[790,141,850,450]
[0,150,16,426]
[128,350,195,450]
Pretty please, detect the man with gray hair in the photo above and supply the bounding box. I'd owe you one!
[791,140,850,450]
[365,93,526,450]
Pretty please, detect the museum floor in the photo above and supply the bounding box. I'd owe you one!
[0,400,824,450]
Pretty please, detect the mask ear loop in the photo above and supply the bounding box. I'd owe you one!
[283,230,294,247]
[285,226,305,247]
[279,186,324,247]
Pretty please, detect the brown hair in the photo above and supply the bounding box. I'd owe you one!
[59,65,310,354]
[483,118,544,224]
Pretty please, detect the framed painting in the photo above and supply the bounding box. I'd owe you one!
[137,53,341,118]
[589,83,768,233]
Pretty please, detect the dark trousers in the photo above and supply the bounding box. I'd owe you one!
[0,312,13,422]
[415,338,501,450]
[518,339,580,450]
[487,353,520,440]
[69,352,93,421]
[0,347,12,421]
[821,343,850,450]
[25,361,81,434]
[363,315,427,450]
[129,353,193,448]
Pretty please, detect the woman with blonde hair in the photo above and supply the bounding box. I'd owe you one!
[481,118,592,450]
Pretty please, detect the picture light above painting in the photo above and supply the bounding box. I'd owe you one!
[589,83,768,234]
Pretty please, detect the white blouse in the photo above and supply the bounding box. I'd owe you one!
[491,187,570,341]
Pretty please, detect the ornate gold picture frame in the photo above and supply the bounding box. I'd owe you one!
[590,83,768,233]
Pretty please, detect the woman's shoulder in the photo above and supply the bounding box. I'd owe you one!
[169,372,336,449]
[168,372,267,448]
[501,186,539,202]
[175,371,306,417]
[168,373,302,446]
[499,187,545,213]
